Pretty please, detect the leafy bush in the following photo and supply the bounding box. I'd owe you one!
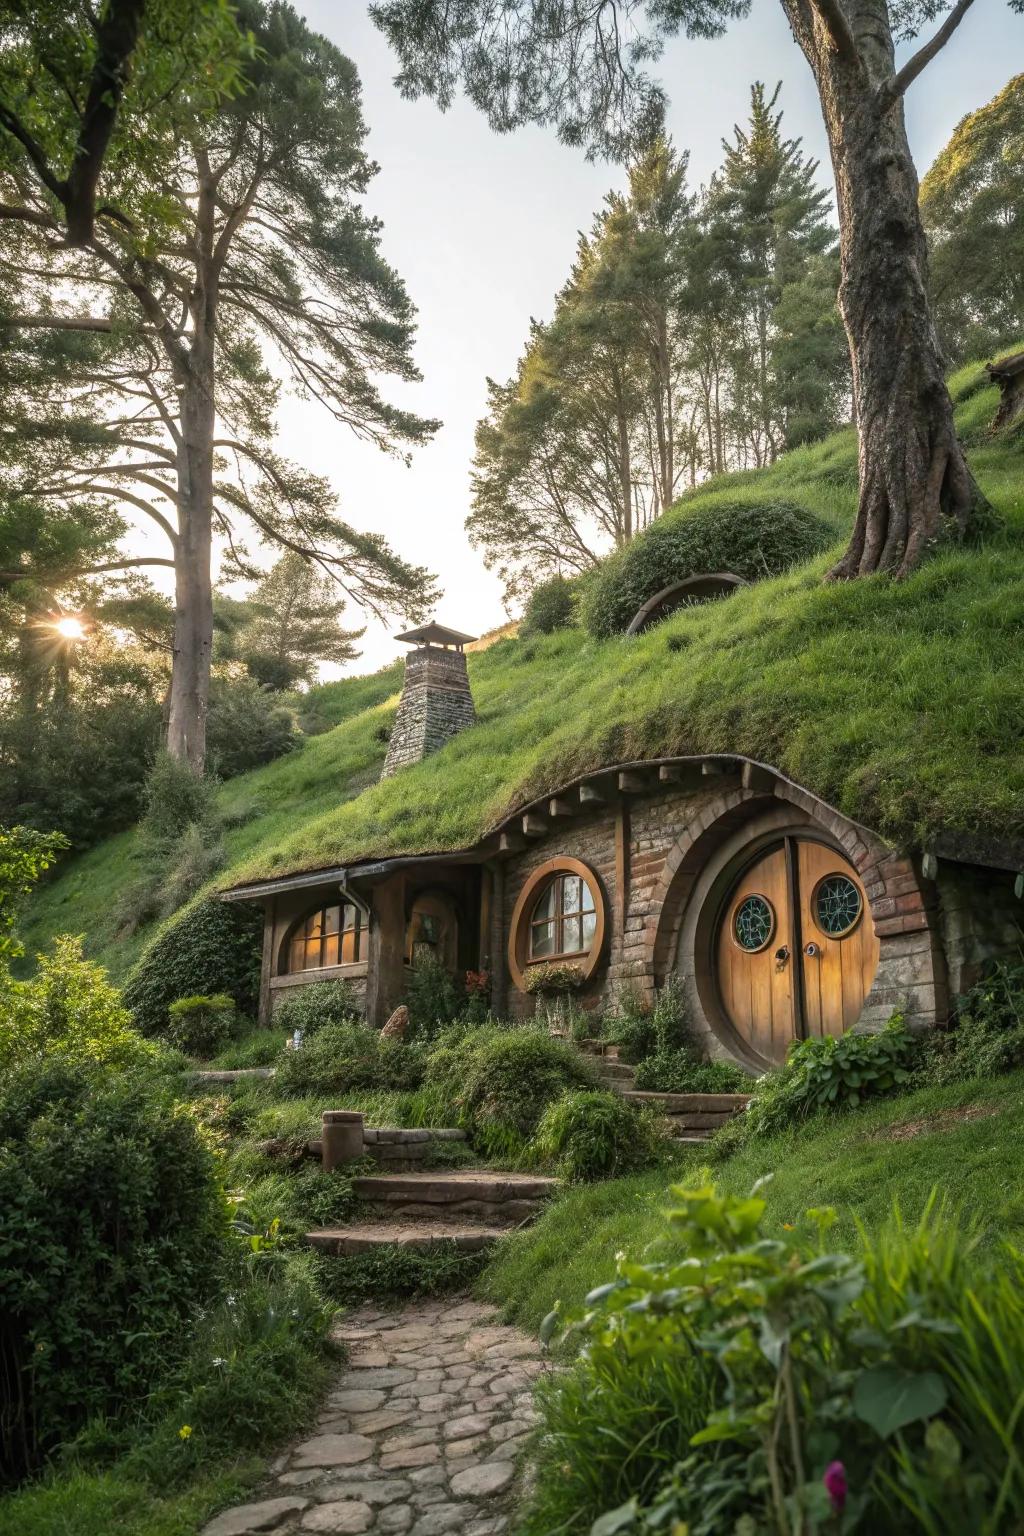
[164,993,240,1058]
[520,575,578,636]
[604,979,690,1064]
[122,895,263,1038]
[425,1025,598,1154]
[0,826,67,973]
[274,1021,425,1098]
[141,752,216,845]
[578,497,831,637]
[741,1019,918,1139]
[212,1027,290,1069]
[0,935,160,1078]
[314,1240,489,1305]
[531,1089,667,1181]
[0,1058,226,1484]
[528,1187,1024,1536]
[272,980,361,1040]
[633,1050,749,1095]
[918,960,1024,1084]
[404,951,463,1039]
[206,675,299,779]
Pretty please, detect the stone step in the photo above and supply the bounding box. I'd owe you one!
[188,1066,275,1084]
[622,1091,751,1113]
[596,1061,636,1081]
[352,1169,559,1227]
[306,1219,508,1255]
[362,1126,467,1167]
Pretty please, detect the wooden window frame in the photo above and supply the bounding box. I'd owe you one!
[527,871,598,963]
[283,902,363,974]
[507,856,606,992]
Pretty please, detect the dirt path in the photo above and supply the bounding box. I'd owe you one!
[201,1297,547,1536]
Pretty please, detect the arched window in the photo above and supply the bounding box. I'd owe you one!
[528,871,597,961]
[284,902,362,973]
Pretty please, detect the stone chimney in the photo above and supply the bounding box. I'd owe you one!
[381,621,478,779]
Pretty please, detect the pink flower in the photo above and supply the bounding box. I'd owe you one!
[823,1460,847,1513]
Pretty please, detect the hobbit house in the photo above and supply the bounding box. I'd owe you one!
[224,751,1021,1074]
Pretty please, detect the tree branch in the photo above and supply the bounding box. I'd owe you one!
[877,0,978,111]
[0,556,175,583]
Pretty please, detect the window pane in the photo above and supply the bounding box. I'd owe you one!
[580,881,596,916]
[306,911,323,940]
[322,931,340,967]
[340,903,355,933]
[324,905,340,935]
[582,910,597,946]
[562,877,581,916]
[530,920,555,958]
[341,925,359,964]
[289,938,305,973]
[303,937,320,969]
[533,881,556,922]
[562,915,583,954]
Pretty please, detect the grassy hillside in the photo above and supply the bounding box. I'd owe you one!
[21,359,1024,978]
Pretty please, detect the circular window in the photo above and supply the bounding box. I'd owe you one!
[507,856,606,992]
[813,873,863,937]
[732,893,775,953]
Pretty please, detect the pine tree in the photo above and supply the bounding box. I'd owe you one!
[222,553,364,691]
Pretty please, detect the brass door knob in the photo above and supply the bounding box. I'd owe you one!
[804,942,821,958]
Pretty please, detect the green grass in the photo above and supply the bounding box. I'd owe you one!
[20,359,1024,979]
[480,1069,1024,1333]
[0,1466,262,1536]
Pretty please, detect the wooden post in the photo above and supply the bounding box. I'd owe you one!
[257,898,276,1028]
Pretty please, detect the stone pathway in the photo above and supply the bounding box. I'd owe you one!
[201,1298,547,1536]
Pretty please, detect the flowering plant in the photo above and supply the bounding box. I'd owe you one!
[523,961,585,996]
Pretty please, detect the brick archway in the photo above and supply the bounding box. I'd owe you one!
[644,781,947,1050]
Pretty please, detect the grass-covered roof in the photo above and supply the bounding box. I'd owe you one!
[22,359,1024,977]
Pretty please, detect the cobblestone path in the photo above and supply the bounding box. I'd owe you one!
[202,1297,547,1536]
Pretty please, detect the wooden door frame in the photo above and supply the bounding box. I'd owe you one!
[695,822,872,1071]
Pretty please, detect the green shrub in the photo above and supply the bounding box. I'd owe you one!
[141,753,216,845]
[272,980,361,1040]
[604,979,691,1064]
[918,960,1024,1084]
[211,1027,289,1069]
[0,935,160,1077]
[164,994,240,1058]
[520,575,578,636]
[0,1058,227,1484]
[274,1021,425,1098]
[313,1241,489,1305]
[205,675,299,779]
[633,1050,750,1095]
[426,1025,598,1154]
[741,1018,917,1139]
[122,896,263,1038]
[530,1187,1024,1536]
[578,497,831,637]
[404,951,462,1039]
[531,1089,667,1181]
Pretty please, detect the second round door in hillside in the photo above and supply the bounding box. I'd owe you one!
[715,838,879,1066]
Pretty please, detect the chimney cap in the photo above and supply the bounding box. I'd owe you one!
[394,620,478,651]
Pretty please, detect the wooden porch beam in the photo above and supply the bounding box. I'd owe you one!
[522,811,548,837]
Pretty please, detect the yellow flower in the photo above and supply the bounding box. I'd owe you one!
[178,1425,193,1441]
[782,1222,795,1231]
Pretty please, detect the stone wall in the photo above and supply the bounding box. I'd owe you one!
[936,863,1022,998]
[381,646,477,778]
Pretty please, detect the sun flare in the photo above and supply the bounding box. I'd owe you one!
[54,616,86,641]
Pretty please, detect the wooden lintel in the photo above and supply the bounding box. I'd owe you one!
[549,797,576,818]
[618,770,648,795]
[701,758,733,778]
[579,782,607,805]
[741,761,776,794]
[522,811,548,837]
[499,830,525,853]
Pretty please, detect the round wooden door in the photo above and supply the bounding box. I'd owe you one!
[716,839,879,1066]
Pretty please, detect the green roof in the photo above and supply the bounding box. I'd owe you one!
[20,358,1024,978]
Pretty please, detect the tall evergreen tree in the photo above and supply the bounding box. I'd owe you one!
[1,1,439,773]
[219,552,364,690]
[921,74,1024,364]
[373,0,1021,579]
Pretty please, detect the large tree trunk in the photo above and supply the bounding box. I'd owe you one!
[165,160,218,771]
[783,0,988,579]
[166,376,214,770]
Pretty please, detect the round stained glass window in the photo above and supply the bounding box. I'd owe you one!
[732,894,775,952]
[813,874,863,937]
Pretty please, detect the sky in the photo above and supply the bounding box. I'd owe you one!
[142,0,1023,676]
